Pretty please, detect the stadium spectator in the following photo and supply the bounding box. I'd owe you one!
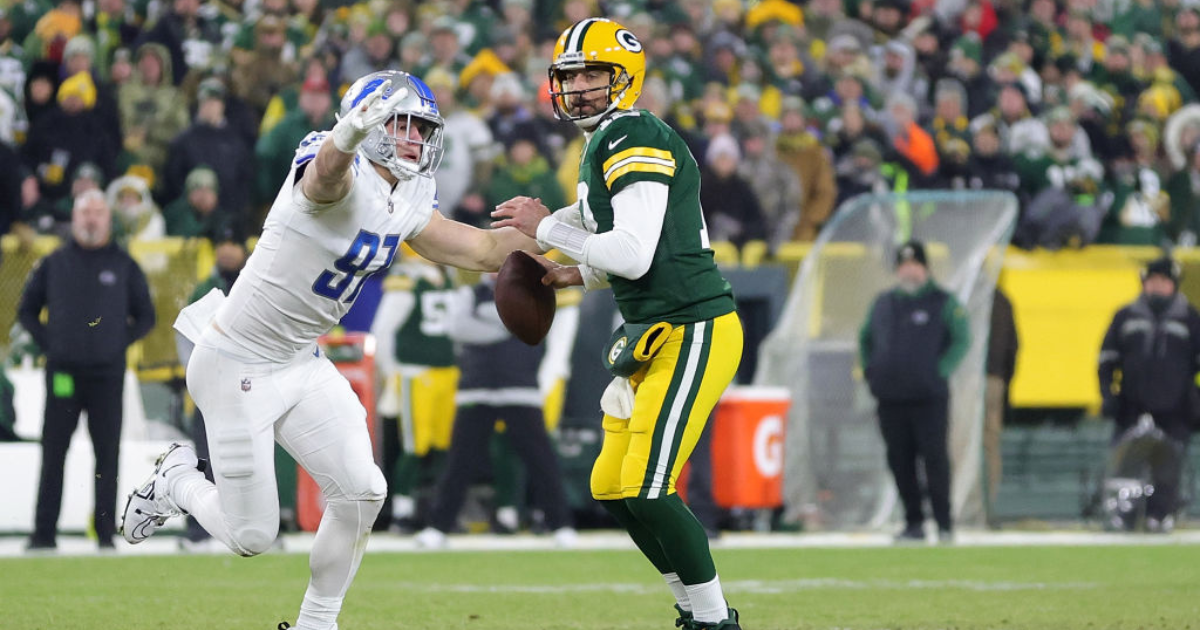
[984,287,1018,526]
[776,97,837,241]
[1013,107,1107,249]
[229,15,299,122]
[133,0,222,86]
[338,20,400,84]
[19,189,155,551]
[86,0,140,80]
[1098,257,1200,532]
[163,166,234,240]
[423,68,494,227]
[859,240,970,543]
[23,72,117,213]
[106,173,163,243]
[836,138,889,205]
[60,35,121,152]
[416,276,574,549]
[738,119,804,251]
[118,43,189,176]
[700,133,768,248]
[1168,6,1200,99]
[161,77,252,227]
[961,117,1020,194]
[484,126,566,229]
[253,73,335,206]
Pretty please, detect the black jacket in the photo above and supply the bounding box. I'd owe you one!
[162,120,253,217]
[1099,293,1200,438]
[860,281,971,403]
[22,107,118,205]
[17,240,156,371]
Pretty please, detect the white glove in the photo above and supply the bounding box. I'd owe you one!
[331,79,401,153]
[600,377,636,420]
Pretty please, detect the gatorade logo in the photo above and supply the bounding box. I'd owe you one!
[753,415,784,477]
[609,337,627,364]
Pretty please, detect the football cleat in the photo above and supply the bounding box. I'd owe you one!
[119,443,202,544]
[277,623,291,630]
[414,526,447,549]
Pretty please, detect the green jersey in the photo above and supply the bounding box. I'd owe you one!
[576,109,735,325]
[389,264,456,368]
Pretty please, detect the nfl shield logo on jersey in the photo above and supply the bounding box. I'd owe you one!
[241,378,252,392]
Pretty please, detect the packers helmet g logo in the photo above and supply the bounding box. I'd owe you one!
[615,29,642,53]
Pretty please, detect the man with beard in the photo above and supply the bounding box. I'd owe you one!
[1099,257,1200,532]
[20,190,156,551]
[860,240,970,543]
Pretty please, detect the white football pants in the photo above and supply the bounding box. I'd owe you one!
[172,326,385,630]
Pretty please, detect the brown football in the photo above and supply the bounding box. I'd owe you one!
[495,250,556,345]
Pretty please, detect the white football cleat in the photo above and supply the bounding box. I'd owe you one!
[552,527,578,549]
[120,443,202,544]
[414,527,447,549]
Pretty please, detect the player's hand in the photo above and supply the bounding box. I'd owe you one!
[491,196,550,239]
[532,254,583,288]
[331,79,399,152]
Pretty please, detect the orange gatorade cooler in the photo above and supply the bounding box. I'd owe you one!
[710,386,790,509]
[297,330,378,531]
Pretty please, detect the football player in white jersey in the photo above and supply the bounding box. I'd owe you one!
[119,70,537,630]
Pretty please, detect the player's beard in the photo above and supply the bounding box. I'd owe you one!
[567,88,606,117]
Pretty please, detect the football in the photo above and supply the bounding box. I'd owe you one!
[495,250,556,345]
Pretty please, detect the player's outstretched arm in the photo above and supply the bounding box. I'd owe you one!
[408,210,541,272]
[301,79,395,204]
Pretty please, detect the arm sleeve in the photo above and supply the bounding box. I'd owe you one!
[446,286,510,345]
[938,295,971,378]
[126,262,157,343]
[370,287,415,374]
[536,181,667,280]
[17,258,50,351]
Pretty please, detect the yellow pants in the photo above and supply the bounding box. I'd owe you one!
[399,366,459,456]
[590,311,743,500]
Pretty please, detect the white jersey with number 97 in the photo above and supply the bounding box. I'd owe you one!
[213,132,437,362]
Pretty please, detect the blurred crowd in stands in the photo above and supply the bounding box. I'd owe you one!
[4,0,1200,253]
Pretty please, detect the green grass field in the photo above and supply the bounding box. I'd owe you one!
[3,544,1199,630]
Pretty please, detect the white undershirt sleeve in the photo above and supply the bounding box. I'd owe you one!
[535,181,667,281]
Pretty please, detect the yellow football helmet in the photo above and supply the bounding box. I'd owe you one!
[548,18,646,128]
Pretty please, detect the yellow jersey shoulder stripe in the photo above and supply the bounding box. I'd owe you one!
[605,162,676,188]
[602,147,675,174]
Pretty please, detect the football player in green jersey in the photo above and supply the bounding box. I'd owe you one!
[492,17,744,630]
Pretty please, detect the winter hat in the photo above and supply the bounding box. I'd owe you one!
[186,167,219,194]
[57,71,96,109]
[706,133,741,164]
[1142,256,1180,284]
[895,240,927,268]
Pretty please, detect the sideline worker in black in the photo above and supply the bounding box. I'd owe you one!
[19,189,156,550]
[1099,256,1200,532]
[415,275,574,548]
[859,240,970,543]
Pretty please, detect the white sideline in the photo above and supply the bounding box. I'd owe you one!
[3,529,1200,559]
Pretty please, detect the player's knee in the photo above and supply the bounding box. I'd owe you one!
[229,526,277,557]
[325,462,388,503]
